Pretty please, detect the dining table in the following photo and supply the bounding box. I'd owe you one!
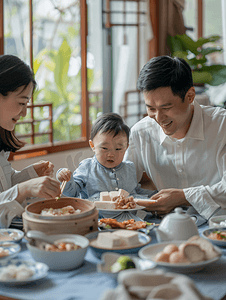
[1,213,226,300]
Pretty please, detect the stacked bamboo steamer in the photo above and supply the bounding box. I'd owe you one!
[22,197,98,236]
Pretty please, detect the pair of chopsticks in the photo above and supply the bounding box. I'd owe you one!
[56,180,67,200]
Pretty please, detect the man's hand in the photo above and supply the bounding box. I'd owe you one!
[136,188,190,215]
[33,160,54,177]
[57,168,72,182]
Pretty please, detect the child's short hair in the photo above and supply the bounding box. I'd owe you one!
[90,113,130,142]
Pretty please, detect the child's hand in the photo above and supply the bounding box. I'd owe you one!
[33,160,54,177]
[57,168,71,182]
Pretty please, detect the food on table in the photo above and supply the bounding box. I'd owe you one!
[154,252,170,263]
[179,243,205,263]
[0,264,34,280]
[96,232,121,248]
[219,219,226,226]
[207,230,226,241]
[40,205,81,216]
[100,189,129,202]
[113,230,140,246]
[163,244,179,255]
[94,201,116,210]
[99,189,136,209]
[169,250,189,264]
[110,255,136,273]
[187,235,219,260]
[44,242,81,252]
[95,230,140,248]
[0,247,9,257]
[0,231,18,242]
[154,236,219,264]
[112,196,136,209]
[95,195,136,210]
[98,218,149,230]
[100,191,111,202]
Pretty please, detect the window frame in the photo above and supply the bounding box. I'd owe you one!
[0,0,90,161]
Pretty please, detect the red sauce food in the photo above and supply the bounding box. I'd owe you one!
[208,231,226,241]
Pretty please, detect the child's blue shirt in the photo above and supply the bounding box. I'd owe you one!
[57,156,157,199]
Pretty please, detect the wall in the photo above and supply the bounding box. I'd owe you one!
[11,147,93,178]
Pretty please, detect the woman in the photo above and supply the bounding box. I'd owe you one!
[0,55,61,228]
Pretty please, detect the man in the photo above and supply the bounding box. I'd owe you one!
[125,55,226,220]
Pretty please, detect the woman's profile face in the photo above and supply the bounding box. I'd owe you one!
[0,82,33,131]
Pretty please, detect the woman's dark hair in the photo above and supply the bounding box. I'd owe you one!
[137,56,193,102]
[0,55,37,152]
[90,113,130,142]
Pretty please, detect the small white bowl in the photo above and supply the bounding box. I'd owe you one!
[26,234,89,270]
[209,215,226,228]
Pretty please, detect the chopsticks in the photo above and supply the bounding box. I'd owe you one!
[56,180,67,200]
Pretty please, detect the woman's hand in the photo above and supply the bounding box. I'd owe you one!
[17,176,61,203]
[57,168,71,182]
[33,160,54,177]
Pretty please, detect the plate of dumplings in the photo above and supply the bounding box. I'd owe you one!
[0,259,49,285]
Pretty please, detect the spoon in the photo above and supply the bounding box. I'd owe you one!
[26,230,64,245]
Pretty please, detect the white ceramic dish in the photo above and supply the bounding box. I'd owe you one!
[209,215,226,228]
[98,205,145,218]
[0,229,24,243]
[85,230,151,259]
[138,240,222,273]
[0,259,48,285]
[97,252,156,279]
[0,243,21,262]
[202,227,226,247]
[26,234,89,270]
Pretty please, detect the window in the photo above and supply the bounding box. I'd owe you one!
[1,0,103,160]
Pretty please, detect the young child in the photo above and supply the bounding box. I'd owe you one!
[56,113,157,199]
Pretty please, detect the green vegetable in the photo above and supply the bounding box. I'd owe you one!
[105,225,112,229]
[213,231,226,239]
[145,222,153,226]
[111,256,136,273]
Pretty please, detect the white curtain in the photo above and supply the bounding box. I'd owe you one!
[112,0,153,119]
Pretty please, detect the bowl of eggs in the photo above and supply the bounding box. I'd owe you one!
[26,231,89,270]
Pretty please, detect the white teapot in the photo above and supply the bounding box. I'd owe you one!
[155,207,199,242]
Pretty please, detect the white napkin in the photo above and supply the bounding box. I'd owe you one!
[100,269,213,300]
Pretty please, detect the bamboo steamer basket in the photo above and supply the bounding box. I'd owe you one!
[22,197,98,236]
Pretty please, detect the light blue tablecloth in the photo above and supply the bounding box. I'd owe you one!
[1,222,226,300]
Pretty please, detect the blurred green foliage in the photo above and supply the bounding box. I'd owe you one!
[167,34,226,86]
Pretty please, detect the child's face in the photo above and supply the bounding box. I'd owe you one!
[89,131,128,169]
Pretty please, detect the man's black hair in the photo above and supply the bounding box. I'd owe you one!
[137,56,193,101]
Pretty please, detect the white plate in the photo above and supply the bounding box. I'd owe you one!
[202,227,226,247]
[138,241,222,273]
[0,259,49,285]
[85,231,151,259]
[98,205,145,218]
[0,229,24,243]
[0,243,21,262]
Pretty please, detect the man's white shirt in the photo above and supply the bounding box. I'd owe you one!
[125,100,226,219]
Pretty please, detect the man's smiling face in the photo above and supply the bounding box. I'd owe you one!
[144,86,195,139]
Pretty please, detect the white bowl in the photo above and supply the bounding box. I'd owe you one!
[209,215,226,228]
[202,227,226,247]
[26,234,89,270]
